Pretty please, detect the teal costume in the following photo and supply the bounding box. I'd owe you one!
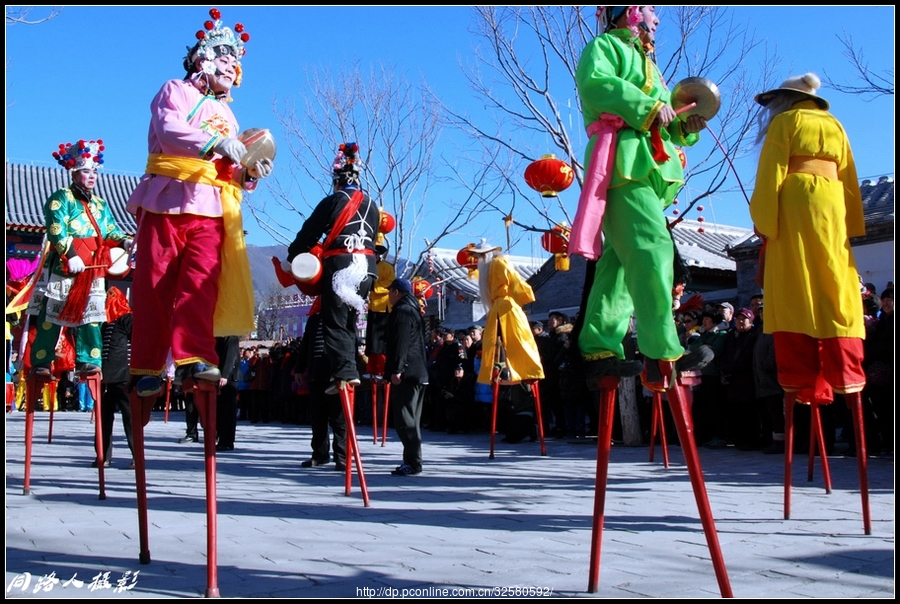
[28,186,126,368]
[575,28,700,362]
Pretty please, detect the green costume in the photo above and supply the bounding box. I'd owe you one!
[27,186,127,368]
[575,28,700,362]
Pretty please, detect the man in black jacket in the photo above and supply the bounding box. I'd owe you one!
[96,287,135,468]
[385,278,429,476]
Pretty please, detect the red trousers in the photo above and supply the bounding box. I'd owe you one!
[130,211,224,376]
[773,332,866,395]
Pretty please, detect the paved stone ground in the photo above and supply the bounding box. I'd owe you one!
[5,409,894,598]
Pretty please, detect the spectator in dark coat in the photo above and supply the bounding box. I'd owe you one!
[385,279,429,476]
[719,308,761,450]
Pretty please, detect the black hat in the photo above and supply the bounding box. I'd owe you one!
[530,320,543,330]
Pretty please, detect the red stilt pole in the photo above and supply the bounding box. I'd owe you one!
[489,379,500,460]
[83,371,106,500]
[587,376,618,593]
[163,378,172,423]
[666,369,733,598]
[339,383,370,506]
[190,379,220,598]
[371,378,379,444]
[529,381,547,456]
[808,401,833,493]
[47,380,57,443]
[129,388,155,565]
[381,382,391,446]
[23,374,53,495]
[845,391,872,535]
[783,392,795,520]
[648,391,670,467]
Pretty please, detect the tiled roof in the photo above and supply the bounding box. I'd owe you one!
[5,162,139,235]
[671,218,750,271]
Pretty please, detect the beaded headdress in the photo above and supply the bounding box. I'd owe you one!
[52,139,105,171]
[185,7,250,87]
[332,142,361,185]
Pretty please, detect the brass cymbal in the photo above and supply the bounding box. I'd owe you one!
[238,128,277,169]
[671,77,721,121]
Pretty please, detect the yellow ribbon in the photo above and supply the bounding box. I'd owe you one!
[145,154,255,336]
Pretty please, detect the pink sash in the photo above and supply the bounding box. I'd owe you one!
[568,114,625,261]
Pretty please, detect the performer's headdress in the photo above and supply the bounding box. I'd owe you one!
[332,141,361,187]
[183,7,250,87]
[755,73,829,110]
[597,6,642,34]
[52,139,105,171]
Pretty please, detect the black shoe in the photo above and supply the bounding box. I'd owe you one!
[215,443,234,452]
[30,364,52,378]
[91,460,111,468]
[334,462,347,472]
[76,362,102,375]
[178,435,199,444]
[676,345,714,373]
[761,441,784,454]
[391,464,422,476]
[300,458,329,468]
[584,357,643,378]
[174,362,221,386]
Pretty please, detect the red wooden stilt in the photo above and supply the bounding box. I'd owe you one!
[489,379,500,459]
[528,381,547,456]
[129,387,155,566]
[163,378,172,423]
[588,364,732,597]
[47,380,57,443]
[783,392,795,520]
[807,401,833,493]
[845,392,872,535]
[83,371,106,500]
[648,391,670,468]
[371,378,379,444]
[339,383,370,506]
[190,379,220,598]
[587,376,618,593]
[381,382,391,446]
[23,373,54,495]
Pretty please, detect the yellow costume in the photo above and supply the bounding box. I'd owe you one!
[477,255,544,384]
[749,99,865,339]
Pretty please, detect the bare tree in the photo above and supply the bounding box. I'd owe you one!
[5,6,63,25]
[440,6,775,241]
[823,33,894,99]
[255,62,486,277]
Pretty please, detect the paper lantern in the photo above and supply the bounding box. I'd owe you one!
[379,208,396,234]
[412,278,433,299]
[524,154,575,198]
[540,223,571,271]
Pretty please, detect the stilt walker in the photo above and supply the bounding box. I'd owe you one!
[750,72,871,535]
[125,7,274,597]
[466,241,546,459]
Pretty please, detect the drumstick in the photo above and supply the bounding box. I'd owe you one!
[674,102,698,116]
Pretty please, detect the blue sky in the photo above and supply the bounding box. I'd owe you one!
[5,6,895,258]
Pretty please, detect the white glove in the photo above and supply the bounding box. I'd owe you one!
[66,255,86,274]
[213,138,247,164]
[248,158,274,179]
[281,259,292,274]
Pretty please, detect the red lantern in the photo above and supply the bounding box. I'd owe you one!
[456,246,477,269]
[379,208,396,234]
[540,224,569,255]
[524,154,575,198]
[412,278,433,299]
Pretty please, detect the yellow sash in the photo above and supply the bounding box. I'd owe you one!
[145,154,255,337]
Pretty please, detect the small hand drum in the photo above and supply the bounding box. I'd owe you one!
[107,247,131,278]
[238,128,276,169]
[671,77,721,121]
[290,251,322,297]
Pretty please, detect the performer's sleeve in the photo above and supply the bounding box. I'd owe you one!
[44,191,74,257]
[150,80,220,158]
[575,36,664,133]
[287,197,334,261]
[749,116,790,240]
[98,199,127,243]
[837,125,866,238]
[668,120,700,148]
